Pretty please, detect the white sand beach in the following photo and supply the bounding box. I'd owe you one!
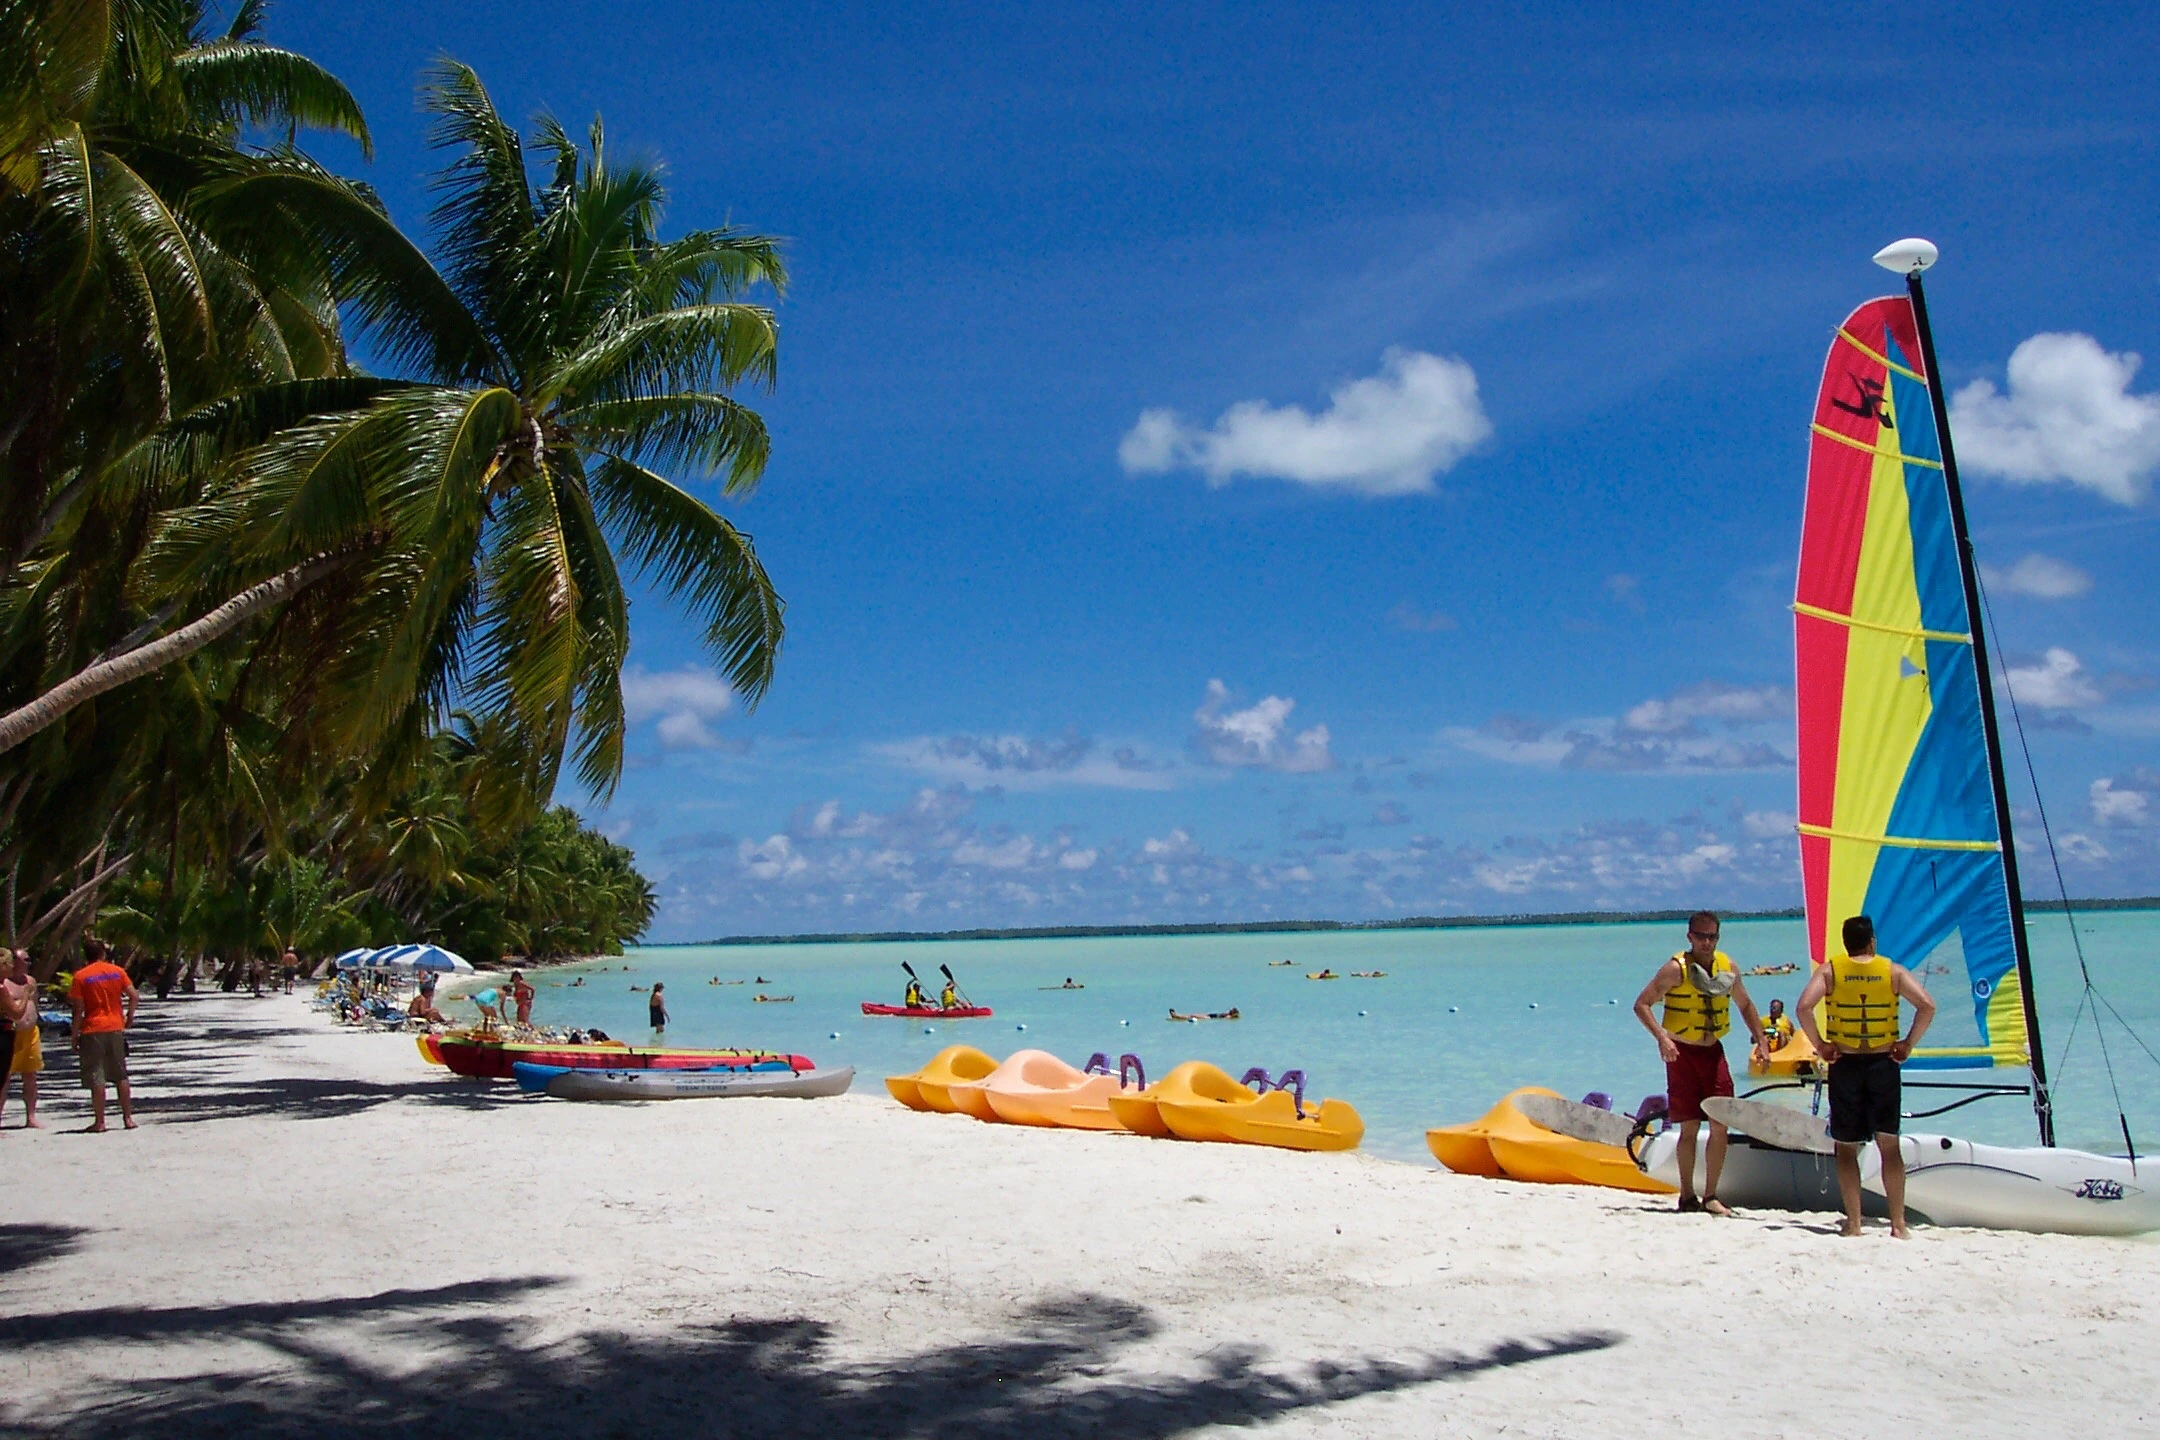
[3,993,2155,1439]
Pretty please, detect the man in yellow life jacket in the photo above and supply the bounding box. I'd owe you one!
[1762,998,1796,1051]
[1794,914,1936,1239]
[1633,910,1770,1216]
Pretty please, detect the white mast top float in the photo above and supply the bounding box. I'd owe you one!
[1873,237,1939,274]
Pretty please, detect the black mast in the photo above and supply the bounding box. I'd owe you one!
[1903,264,2055,1148]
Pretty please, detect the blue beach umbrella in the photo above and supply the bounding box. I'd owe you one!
[370,943,474,974]
[332,947,382,970]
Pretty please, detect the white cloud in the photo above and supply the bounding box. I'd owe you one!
[1743,810,1797,839]
[622,665,736,749]
[1981,553,2093,600]
[1190,680,1334,773]
[738,835,808,881]
[1949,333,2160,505]
[1119,348,1492,497]
[2091,777,2151,826]
[877,731,1174,791]
[1445,681,1791,773]
[952,835,1037,869]
[1622,682,1789,736]
[1058,848,1098,871]
[2002,648,2101,709]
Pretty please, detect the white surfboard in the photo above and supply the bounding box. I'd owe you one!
[1513,1093,1636,1149]
[1702,1096,1836,1154]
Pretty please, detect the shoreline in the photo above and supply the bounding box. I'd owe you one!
[3,993,2156,1437]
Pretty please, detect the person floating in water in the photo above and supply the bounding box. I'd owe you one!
[1794,914,1935,1239]
[1632,910,1769,1218]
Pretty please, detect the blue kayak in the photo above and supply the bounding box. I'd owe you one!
[510,1059,797,1094]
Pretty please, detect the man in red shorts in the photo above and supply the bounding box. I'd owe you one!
[1633,911,1769,1215]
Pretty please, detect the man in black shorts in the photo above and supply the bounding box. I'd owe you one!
[1795,915,1935,1238]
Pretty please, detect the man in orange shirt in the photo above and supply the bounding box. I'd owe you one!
[69,938,138,1132]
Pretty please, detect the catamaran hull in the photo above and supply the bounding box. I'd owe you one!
[1638,1131,1887,1216]
[1869,1135,2160,1236]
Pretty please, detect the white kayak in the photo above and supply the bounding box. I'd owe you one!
[1870,1135,2160,1237]
[546,1066,855,1102]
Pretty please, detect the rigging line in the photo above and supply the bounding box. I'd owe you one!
[1977,569,2139,1148]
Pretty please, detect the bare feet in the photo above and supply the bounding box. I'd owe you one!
[1890,1222,1910,1239]
[1703,1198,1734,1218]
[88,1123,105,1133]
[24,1117,42,1128]
[1840,1219,1863,1237]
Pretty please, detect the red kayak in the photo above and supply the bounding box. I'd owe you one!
[437,1035,813,1080]
[861,1002,994,1019]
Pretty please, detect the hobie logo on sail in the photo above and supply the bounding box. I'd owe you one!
[1829,374,1893,427]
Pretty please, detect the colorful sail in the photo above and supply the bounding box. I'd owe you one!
[1794,297,2028,1069]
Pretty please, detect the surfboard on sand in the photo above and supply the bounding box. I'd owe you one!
[1513,1093,1637,1149]
[1703,1096,1836,1154]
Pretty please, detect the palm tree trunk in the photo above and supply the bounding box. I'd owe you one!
[0,551,353,755]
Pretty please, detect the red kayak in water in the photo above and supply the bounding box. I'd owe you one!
[861,1003,994,1019]
[437,1035,813,1080]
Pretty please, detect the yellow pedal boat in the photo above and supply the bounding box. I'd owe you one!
[888,1045,997,1113]
[1107,1083,1174,1137]
[1153,1061,1363,1152]
[982,1051,1134,1130]
[1428,1087,1673,1194]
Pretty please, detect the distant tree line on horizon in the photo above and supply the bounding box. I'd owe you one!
[674,895,2160,949]
[0,1,776,977]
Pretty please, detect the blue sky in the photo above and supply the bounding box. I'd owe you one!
[279,2,2160,939]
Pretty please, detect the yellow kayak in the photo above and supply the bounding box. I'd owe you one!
[888,1045,997,1114]
[1153,1061,1363,1152]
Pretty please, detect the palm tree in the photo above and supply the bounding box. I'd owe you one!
[1,60,787,808]
[0,0,407,952]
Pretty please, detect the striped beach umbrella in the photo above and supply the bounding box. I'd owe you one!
[369,943,474,974]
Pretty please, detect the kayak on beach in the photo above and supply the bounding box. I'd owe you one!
[436,1033,814,1079]
[861,1002,994,1018]
[538,1065,856,1102]
[511,1058,798,1094]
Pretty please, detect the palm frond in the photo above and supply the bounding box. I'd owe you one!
[173,41,372,155]
[588,453,782,704]
[541,302,777,408]
[420,59,536,344]
[559,391,768,493]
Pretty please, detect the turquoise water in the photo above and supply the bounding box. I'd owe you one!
[531,912,2160,1164]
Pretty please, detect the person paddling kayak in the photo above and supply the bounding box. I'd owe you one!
[904,976,928,1008]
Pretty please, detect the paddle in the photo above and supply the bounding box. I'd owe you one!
[939,963,974,1008]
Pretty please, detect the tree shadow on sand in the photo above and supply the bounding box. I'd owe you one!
[3,1278,1620,1440]
[0,1225,86,1279]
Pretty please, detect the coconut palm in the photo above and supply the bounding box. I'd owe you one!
[1,60,787,808]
